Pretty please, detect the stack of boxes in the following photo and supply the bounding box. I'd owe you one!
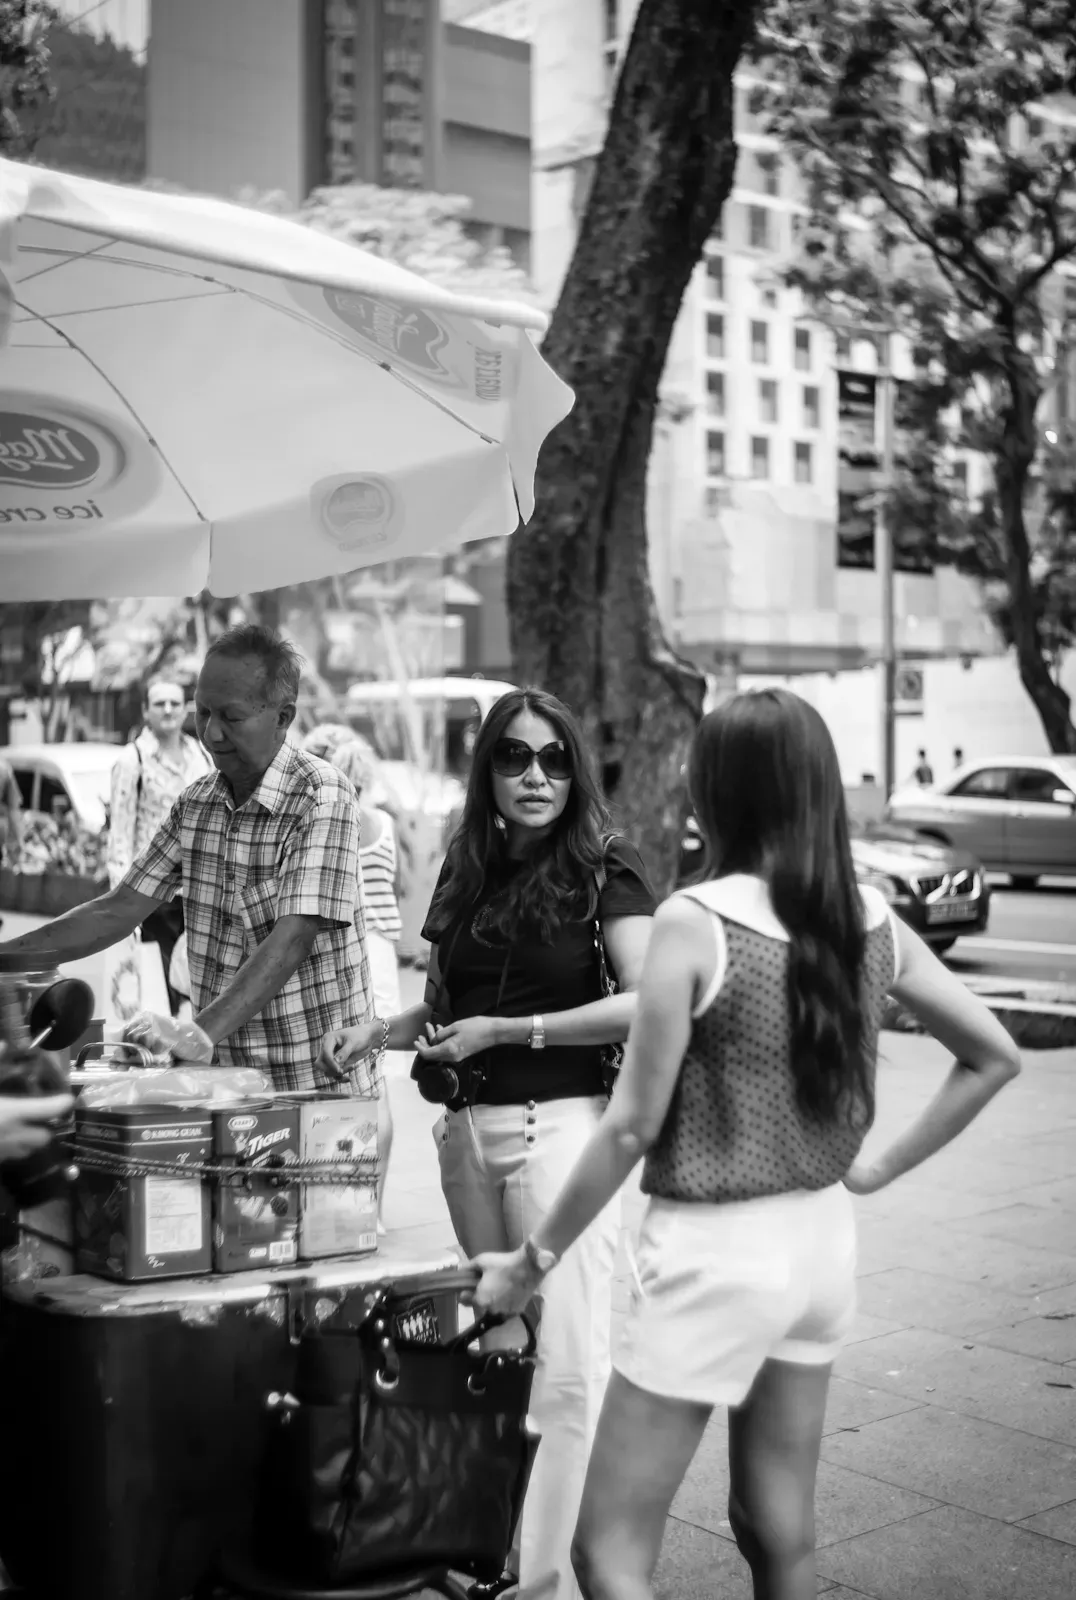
[70,1095,379,1283]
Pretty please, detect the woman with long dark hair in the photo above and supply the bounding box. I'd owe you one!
[321,687,656,1600]
[467,688,1020,1600]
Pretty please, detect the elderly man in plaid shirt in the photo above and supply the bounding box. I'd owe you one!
[0,624,377,1096]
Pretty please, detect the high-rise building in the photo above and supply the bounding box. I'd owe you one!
[147,1,530,264]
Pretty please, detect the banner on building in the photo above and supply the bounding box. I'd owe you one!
[891,379,934,575]
[836,370,877,569]
[837,372,935,575]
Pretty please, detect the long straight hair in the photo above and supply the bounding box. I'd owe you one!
[430,687,611,943]
[689,688,872,1127]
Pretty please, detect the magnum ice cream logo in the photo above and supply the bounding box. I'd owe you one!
[318,474,402,554]
[0,412,103,489]
[322,290,507,402]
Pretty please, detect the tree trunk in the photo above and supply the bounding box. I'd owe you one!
[507,0,757,890]
[997,358,1076,753]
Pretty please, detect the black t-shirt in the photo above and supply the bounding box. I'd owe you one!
[420,837,656,1104]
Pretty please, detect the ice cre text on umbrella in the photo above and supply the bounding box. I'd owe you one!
[0,500,103,523]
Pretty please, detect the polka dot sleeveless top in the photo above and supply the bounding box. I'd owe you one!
[642,876,898,1204]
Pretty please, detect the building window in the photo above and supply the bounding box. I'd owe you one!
[750,320,769,364]
[794,327,812,370]
[706,313,725,360]
[603,0,618,41]
[706,371,726,417]
[952,460,969,498]
[758,378,778,423]
[750,436,770,478]
[757,153,779,196]
[712,211,724,241]
[706,430,726,477]
[803,384,820,429]
[835,332,852,361]
[705,256,725,300]
[794,441,813,483]
[748,205,771,250]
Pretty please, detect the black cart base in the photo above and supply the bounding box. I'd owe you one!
[0,1237,464,1600]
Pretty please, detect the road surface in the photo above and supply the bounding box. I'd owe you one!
[949,880,1076,988]
[2,885,1074,1017]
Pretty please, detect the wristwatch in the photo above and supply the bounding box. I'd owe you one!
[528,1014,546,1050]
[523,1235,558,1278]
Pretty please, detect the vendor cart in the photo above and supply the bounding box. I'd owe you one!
[0,1237,470,1600]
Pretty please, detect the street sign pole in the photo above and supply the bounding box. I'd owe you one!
[876,333,897,799]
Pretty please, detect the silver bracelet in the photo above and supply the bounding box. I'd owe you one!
[374,1016,391,1057]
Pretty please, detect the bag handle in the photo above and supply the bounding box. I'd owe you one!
[593,858,618,997]
[443,1310,538,1361]
[364,1279,538,1361]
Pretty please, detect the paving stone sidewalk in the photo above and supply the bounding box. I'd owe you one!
[385,969,1076,1600]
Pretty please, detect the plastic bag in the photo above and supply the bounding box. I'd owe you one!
[123,1010,213,1064]
[79,1067,276,1108]
[169,933,191,1000]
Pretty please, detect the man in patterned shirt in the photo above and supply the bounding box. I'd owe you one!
[0,625,377,1095]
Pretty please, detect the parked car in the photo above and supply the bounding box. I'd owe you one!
[677,816,990,953]
[885,755,1076,889]
[0,742,123,835]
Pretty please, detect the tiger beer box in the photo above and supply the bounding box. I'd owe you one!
[73,1105,213,1282]
[212,1102,299,1273]
[296,1096,379,1261]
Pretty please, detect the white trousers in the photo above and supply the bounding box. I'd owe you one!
[366,928,402,1019]
[436,1095,620,1600]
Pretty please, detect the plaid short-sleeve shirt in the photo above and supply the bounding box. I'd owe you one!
[123,740,378,1094]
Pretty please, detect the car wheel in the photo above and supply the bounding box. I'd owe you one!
[1009,874,1040,891]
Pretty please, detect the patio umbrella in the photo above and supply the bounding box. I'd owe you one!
[0,160,573,601]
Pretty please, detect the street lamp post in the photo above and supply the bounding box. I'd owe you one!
[827,310,901,792]
[876,332,897,799]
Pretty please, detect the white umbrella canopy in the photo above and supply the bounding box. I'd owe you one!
[0,160,573,601]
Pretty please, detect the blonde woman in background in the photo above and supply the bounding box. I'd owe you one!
[327,737,403,1228]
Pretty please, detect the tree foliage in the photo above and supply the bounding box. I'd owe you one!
[33,15,145,180]
[0,0,55,155]
[240,181,532,301]
[754,0,1076,752]
[507,0,759,887]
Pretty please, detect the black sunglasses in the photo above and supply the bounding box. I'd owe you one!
[491,738,573,781]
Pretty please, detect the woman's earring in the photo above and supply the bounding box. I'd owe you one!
[494,813,507,832]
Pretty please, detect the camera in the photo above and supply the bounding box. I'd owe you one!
[409,1057,485,1111]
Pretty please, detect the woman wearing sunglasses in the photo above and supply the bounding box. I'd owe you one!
[320,687,656,1600]
[466,690,1021,1600]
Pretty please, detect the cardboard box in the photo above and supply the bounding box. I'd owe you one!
[73,1106,212,1282]
[296,1097,379,1261]
[212,1102,299,1273]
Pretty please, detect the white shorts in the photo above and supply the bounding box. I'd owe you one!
[614,1182,857,1408]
